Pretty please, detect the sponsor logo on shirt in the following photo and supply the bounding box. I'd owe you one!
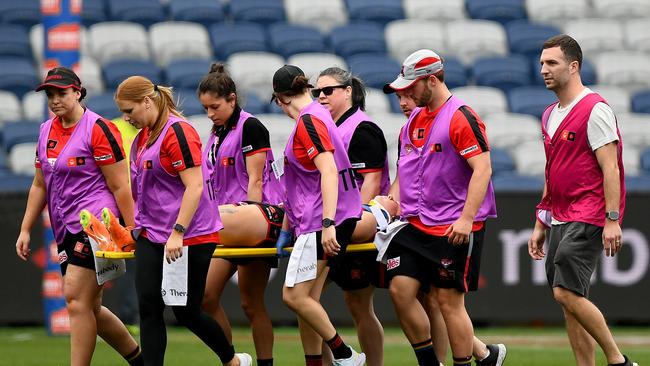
[74,241,85,253]
[242,145,253,153]
[430,143,443,153]
[387,256,400,270]
[413,128,426,140]
[94,154,113,162]
[67,157,85,166]
[459,145,479,156]
[351,162,366,169]
[47,140,58,149]
[403,144,414,155]
[47,158,57,167]
[172,160,183,168]
[47,23,80,51]
[58,250,68,264]
[307,147,315,156]
[144,160,153,169]
[221,157,235,167]
[562,130,576,141]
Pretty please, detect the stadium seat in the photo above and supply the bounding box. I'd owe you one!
[532,57,597,86]
[346,0,405,24]
[227,52,285,101]
[268,23,327,59]
[617,112,650,149]
[186,114,212,146]
[0,57,39,98]
[640,147,650,174]
[0,0,40,28]
[22,91,46,122]
[595,51,650,91]
[625,175,650,192]
[169,0,225,27]
[0,170,34,191]
[526,0,589,27]
[347,54,401,89]
[166,59,212,91]
[512,140,546,176]
[0,91,24,126]
[565,19,625,55]
[8,142,38,176]
[255,113,296,155]
[483,112,541,149]
[229,0,286,25]
[506,20,561,57]
[369,112,410,178]
[466,0,527,24]
[2,121,40,153]
[508,86,556,118]
[492,172,544,192]
[285,0,347,33]
[590,85,631,114]
[82,0,108,27]
[625,19,650,53]
[387,94,402,114]
[286,53,348,84]
[385,20,446,62]
[241,93,266,115]
[330,22,387,59]
[79,56,105,95]
[176,89,205,116]
[592,0,650,19]
[623,146,640,176]
[365,88,392,114]
[0,25,31,59]
[443,57,469,89]
[103,60,162,90]
[473,55,532,93]
[446,20,508,64]
[403,0,466,21]
[631,90,650,114]
[107,0,165,28]
[149,22,213,67]
[85,92,122,120]
[209,22,268,60]
[89,22,151,64]
[451,86,508,117]
[489,147,516,176]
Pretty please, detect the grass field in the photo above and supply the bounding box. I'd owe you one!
[1,326,649,365]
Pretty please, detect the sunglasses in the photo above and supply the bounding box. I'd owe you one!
[311,85,348,98]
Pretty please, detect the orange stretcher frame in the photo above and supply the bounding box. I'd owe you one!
[95,243,377,259]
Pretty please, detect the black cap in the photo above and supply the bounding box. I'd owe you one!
[35,67,82,92]
[270,64,312,102]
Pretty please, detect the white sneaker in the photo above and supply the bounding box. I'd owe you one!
[235,353,252,366]
[332,347,366,366]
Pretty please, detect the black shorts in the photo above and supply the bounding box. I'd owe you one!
[385,224,484,293]
[328,250,389,290]
[546,222,602,297]
[314,218,358,268]
[57,230,95,276]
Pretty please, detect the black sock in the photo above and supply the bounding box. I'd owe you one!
[453,355,472,366]
[305,354,323,366]
[325,333,352,359]
[257,358,273,366]
[610,355,631,366]
[124,346,143,366]
[412,339,439,366]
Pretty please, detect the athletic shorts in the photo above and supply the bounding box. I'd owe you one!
[546,222,602,297]
[385,224,484,293]
[226,201,285,268]
[328,250,389,291]
[57,230,94,276]
[315,218,358,269]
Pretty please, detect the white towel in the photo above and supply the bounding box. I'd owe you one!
[88,236,126,285]
[161,247,189,306]
[368,204,389,231]
[284,232,317,288]
[374,220,409,264]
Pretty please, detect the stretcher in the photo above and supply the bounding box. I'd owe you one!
[95,242,377,259]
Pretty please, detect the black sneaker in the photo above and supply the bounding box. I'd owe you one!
[607,355,638,366]
[475,344,507,366]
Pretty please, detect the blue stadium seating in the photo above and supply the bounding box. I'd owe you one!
[443,57,469,89]
[346,0,405,24]
[473,55,532,92]
[268,23,327,59]
[466,0,527,24]
[506,20,561,57]
[167,59,212,91]
[108,0,165,28]
[641,147,650,174]
[329,22,387,59]
[0,170,35,192]
[176,89,205,116]
[81,0,108,27]
[0,57,39,97]
[103,60,162,90]
[0,0,40,28]
[631,90,650,114]
[347,54,401,89]
[0,24,31,59]
[625,175,650,191]
[2,121,40,153]
[491,172,544,192]
[532,57,597,86]
[242,93,266,115]
[209,22,268,60]
[86,92,122,120]
[169,0,225,26]
[388,94,401,114]
[490,147,517,176]
[508,86,557,118]
[229,0,286,25]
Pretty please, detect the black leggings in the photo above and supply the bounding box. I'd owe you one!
[135,237,234,366]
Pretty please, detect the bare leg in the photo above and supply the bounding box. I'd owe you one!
[418,289,449,362]
[563,307,596,366]
[297,267,330,356]
[351,212,378,243]
[202,257,237,343]
[238,260,274,360]
[389,275,431,343]
[437,288,473,360]
[219,204,271,246]
[96,304,140,356]
[344,286,384,366]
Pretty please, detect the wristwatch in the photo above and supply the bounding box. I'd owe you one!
[173,223,187,234]
[605,211,620,221]
[322,218,336,228]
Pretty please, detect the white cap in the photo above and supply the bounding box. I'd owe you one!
[383,49,443,94]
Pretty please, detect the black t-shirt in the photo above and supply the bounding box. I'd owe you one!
[336,107,387,173]
[210,106,271,166]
